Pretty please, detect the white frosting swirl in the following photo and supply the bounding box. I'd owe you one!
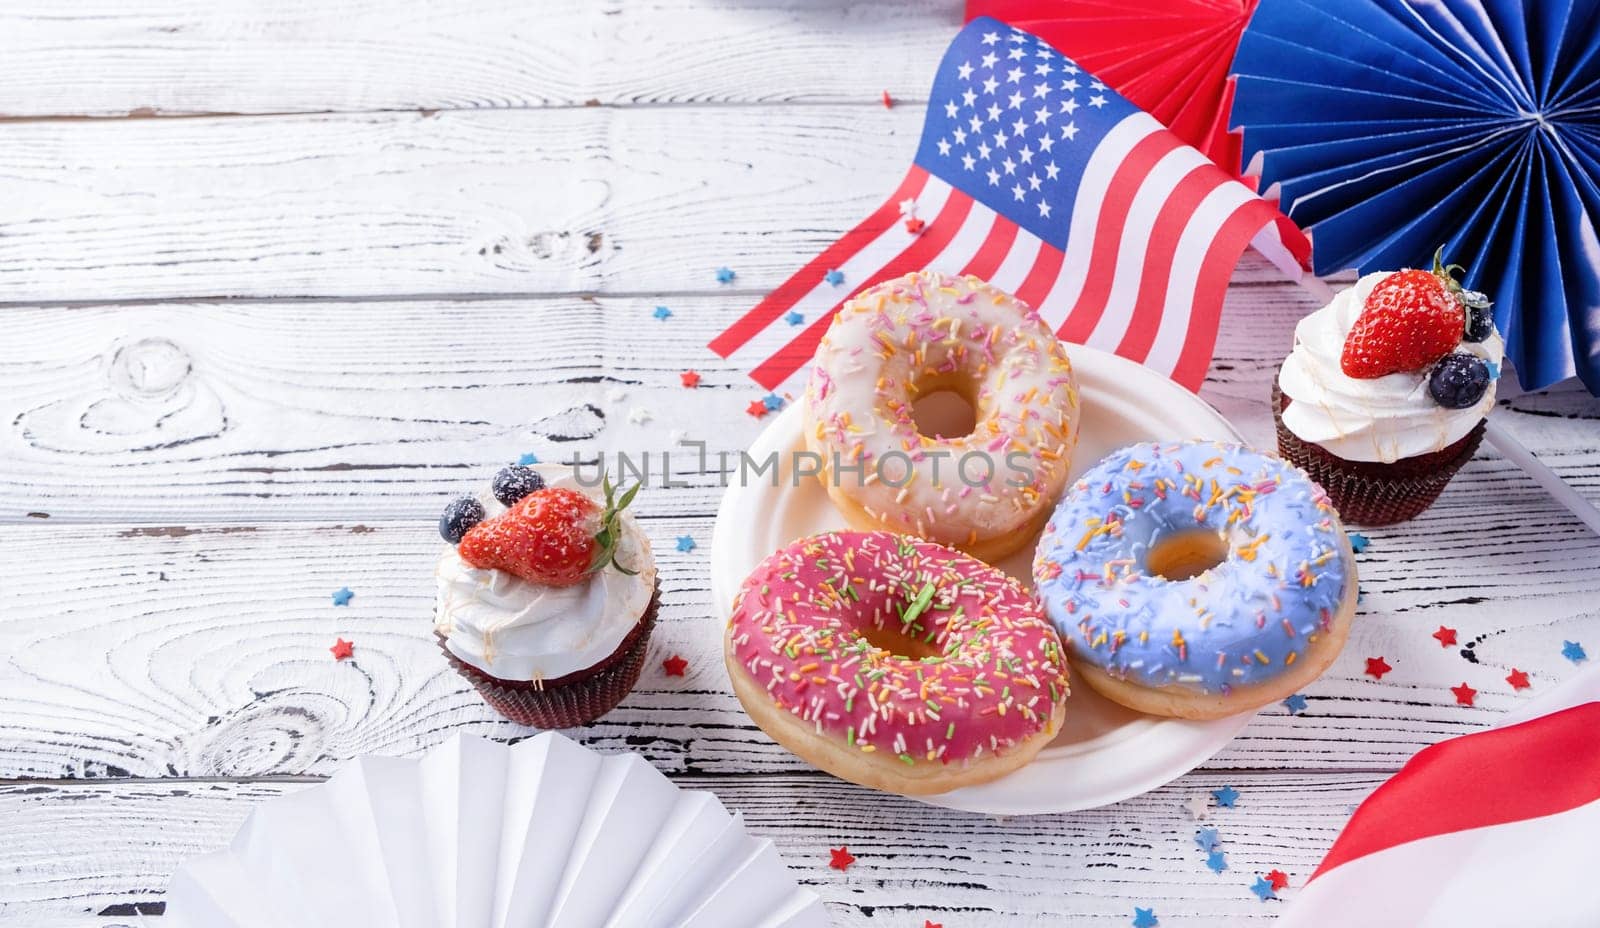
[1279,271,1503,463]
[434,467,657,681]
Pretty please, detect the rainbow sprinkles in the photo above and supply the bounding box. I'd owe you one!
[804,270,1080,561]
[728,530,1069,767]
[1033,441,1354,696]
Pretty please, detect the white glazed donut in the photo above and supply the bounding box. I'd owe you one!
[804,271,1080,562]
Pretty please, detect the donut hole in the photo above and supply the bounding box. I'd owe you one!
[854,620,942,661]
[1147,529,1230,582]
[911,387,978,439]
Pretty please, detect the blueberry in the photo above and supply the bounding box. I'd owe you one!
[439,496,485,544]
[1428,353,1491,409]
[1463,300,1495,343]
[492,464,546,506]
[1463,308,1493,343]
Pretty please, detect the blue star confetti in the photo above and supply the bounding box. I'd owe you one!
[1132,907,1159,928]
[675,535,697,553]
[1563,640,1587,664]
[824,269,845,286]
[785,311,805,326]
[1250,876,1277,901]
[1194,827,1221,851]
[1212,786,1239,808]
[1349,533,1370,553]
[1206,850,1228,873]
[716,267,736,284]
[332,587,354,606]
[763,393,785,411]
[653,305,672,320]
[518,452,540,466]
[1283,693,1308,715]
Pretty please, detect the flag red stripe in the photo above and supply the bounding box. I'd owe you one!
[1272,209,1312,270]
[1114,164,1224,361]
[959,214,1019,280]
[1311,700,1600,883]
[709,167,930,358]
[749,190,979,390]
[1167,196,1278,389]
[1054,131,1184,344]
[1013,240,1066,312]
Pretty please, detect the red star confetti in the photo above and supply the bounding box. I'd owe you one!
[1365,656,1392,679]
[330,638,354,661]
[924,922,942,928]
[680,370,701,388]
[881,90,894,108]
[663,654,688,677]
[1266,869,1291,891]
[1451,682,1477,706]
[1432,625,1457,647]
[746,399,769,418]
[1506,668,1531,690]
[828,846,856,871]
[905,217,926,234]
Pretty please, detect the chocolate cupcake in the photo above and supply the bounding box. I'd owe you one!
[1274,256,1502,525]
[434,466,659,727]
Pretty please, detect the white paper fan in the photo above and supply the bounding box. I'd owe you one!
[165,733,830,928]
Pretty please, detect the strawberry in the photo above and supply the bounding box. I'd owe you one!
[1340,247,1469,379]
[458,478,639,586]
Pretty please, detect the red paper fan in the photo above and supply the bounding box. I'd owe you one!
[966,0,1307,268]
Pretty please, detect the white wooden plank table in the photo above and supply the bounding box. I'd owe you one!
[2,2,1598,924]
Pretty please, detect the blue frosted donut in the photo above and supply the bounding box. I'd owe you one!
[1032,441,1356,715]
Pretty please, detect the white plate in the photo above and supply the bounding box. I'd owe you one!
[710,345,1251,815]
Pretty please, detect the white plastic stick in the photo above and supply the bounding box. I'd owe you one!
[1482,418,1600,537]
[1286,272,1600,538]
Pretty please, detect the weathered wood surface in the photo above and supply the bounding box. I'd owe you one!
[2,0,1598,924]
[2,488,1593,783]
[2,263,1597,921]
[0,105,907,301]
[0,770,1384,924]
[0,1,958,118]
[4,274,1594,523]
[0,107,1316,304]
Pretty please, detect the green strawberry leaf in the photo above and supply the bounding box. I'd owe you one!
[589,480,644,577]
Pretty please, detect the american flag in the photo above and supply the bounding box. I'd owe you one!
[710,17,1297,392]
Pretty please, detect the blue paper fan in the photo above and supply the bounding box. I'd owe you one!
[1230,0,1600,392]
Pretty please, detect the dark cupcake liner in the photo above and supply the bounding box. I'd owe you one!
[438,587,660,728]
[1272,379,1484,526]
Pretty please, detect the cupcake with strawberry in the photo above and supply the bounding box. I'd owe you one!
[434,465,658,727]
[1274,249,1503,525]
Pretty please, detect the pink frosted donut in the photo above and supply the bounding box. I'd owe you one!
[723,530,1070,795]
